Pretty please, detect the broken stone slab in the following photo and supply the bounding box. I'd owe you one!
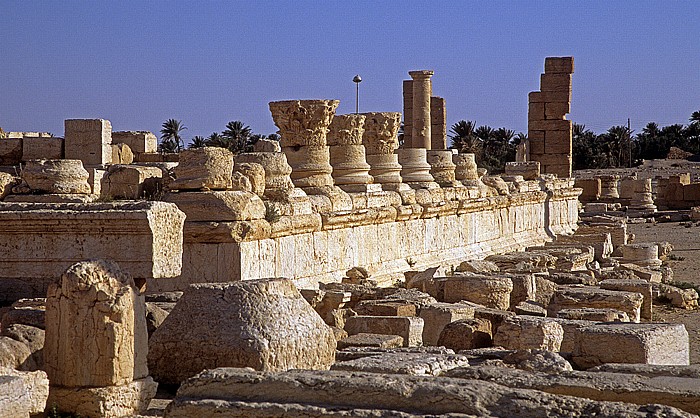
[0,201,185,302]
[1,298,45,329]
[148,279,336,385]
[443,274,513,310]
[533,276,558,307]
[47,377,157,418]
[493,316,564,351]
[556,307,630,322]
[170,147,233,191]
[508,273,536,309]
[658,283,700,309]
[572,323,689,369]
[335,346,457,362]
[455,259,500,273]
[336,333,403,350]
[164,190,266,221]
[354,300,417,317]
[619,263,663,283]
[437,318,493,350]
[600,278,653,320]
[547,271,598,286]
[331,351,470,376]
[111,142,134,164]
[1,324,44,371]
[548,286,644,323]
[101,164,164,200]
[589,363,700,378]
[0,366,49,417]
[112,131,158,154]
[501,349,573,373]
[418,302,475,346]
[163,367,694,418]
[3,193,98,203]
[514,301,548,317]
[233,162,265,196]
[485,252,557,273]
[457,300,515,334]
[22,159,91,194]
[344,315,423,347]
[445,365,700,416]
[0,172,18,199]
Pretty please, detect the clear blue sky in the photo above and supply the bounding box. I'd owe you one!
[1,1,698,142]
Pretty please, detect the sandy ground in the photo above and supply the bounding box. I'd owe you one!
[629,221,700,364]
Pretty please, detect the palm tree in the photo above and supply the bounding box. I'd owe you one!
[449,120,481,154]
[189,135,207,149]
[690,111,700,125]
[474,125,494,141]
[222,121,252,153]
[206,132,227,148]
[160,119,187,153]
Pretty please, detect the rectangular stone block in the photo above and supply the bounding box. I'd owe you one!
[112,131,158,154]
[529,119,572,132]
[545,56,575,74]
[64,119,112,166]
[354,300,417,317]
[544,102,570,119]
[0,201,185,302]
[101,165,164,200]
[430,96,446,150]
[47,377,157,418]
[0,138,22,165]
[544,130,572,154]
[683,183,700,201]
[529,90,570,104]
[528,138,545,155]
[419,302,475,346]
[22,136,63,160]
[505,162,540,180]
[344,315,424,347]
[600,279,653,320]
[540,73,572,93]
[528,102,545,121]
[549,286,644,323]
[574,178,601,201]
[572,323,689,369]
[531,153,572,166]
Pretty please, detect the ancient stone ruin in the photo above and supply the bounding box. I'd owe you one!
[1,57,699,417]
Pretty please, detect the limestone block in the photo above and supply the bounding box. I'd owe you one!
[544,129,572,154]
[572,323,689,369]
[148,279,336,385]
[22,159,91,194]
[534,276,558,307]
[443,275,513,310]
[549,286,644,323]
[112,131,158,154]
[1,298,46,329]
[457,301,515,334]
[509,274,537,309]
[0,201,185,302]
[110,143,134,164]
[354,300,417,317]
[170,147,233,190]
[528,101,545,121]
[455,259,500,273]
[337,333,404,349]
[485,252,556,273]
[45,260,148,387]
[64,119,112,166]
[332,351,469,376]
[437,318,493,350]
[545,102,570,120]
[419,302,475,346]
[253,138,281,152]
[0,367,49,416]
[600,279,653,320]
[22,136,63,160]
[514,301,548,316]
[164,190,265,222]
[2,193,98,203]
[233,162,265,196]
[236,152,294,192]
[101,165,163,200]
[619,263,663,283]
[344,315,423,347]
[0,172,17,200]
[47,376,157,418]
[2,324,45,370]
[0,138,24,166]
[659,284,699,310]
[557,307,630,322]
[453,153,479,181]
[163,368,687,418]
[0,336,32,369]
[493,316,564,351]
[545,56,575,74]
[504,162,540,180]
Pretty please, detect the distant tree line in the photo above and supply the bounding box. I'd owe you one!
[448,120,523,173]
[159,119,279,154]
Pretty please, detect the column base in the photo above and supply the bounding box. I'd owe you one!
[47,377,157,418]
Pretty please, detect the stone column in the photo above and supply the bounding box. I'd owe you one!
[621,243,662,268]
[362,112,404,191]
[402,80,413,148]
[430,96,447,150]
[269,100,338,192]
[453,153,479,184]
[45,260,156,417]
[598,174,620,200]
[409,70,434,150]
[628,178,657,216]
[397,148,438,189]
[426,150,459,187]
[327,114,376,193]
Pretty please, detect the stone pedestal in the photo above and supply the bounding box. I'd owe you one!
[362,112,404,189]
[426,150,459,187]
[627,178,657,216]
[270,99,339,193]
[621,243,662,268]
[397,148,438,189]
[453,153,479,183]
[22,159,91,194]
[409,70,434,150]
[64,119,112,166]
[598,175,620,200]
[45,260,156,418]
[328,114,374,192]
[170,147,233,191]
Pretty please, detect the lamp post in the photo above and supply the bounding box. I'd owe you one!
[353,74,362,114]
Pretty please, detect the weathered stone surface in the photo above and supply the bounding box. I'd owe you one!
[354,300,417,317]
[557,307,630,322]
[332,351,470,376]
[508,274,537,309]
[148,279,336,385]
[600,279,653,320]
[455,259,500,274]
[486,252,557,273]
[164,190,266,221]
[170,147,233,190]
[22,136,63,160]
[111,143,134,164]
[112,131,158,154]
[572,323,690,369]
[419,302,475,346]
[47,376,157,418]
[549,286,644,323]
[514,300,548,316]
[22,159,91,194]
[589,363,700,378]
[502,349,573,373]
[64,119,112,166]
[164,368,693,418]
[233,162,265,196]
[1,324,44,370]
[0,172,17,200]
[0,366,49,416]
[0,201,185,302]
[145,302,169,337]
[493,316,564,351]
[344,316,423,347]
[448,365,700,416]
[0,138,22,165]
[337,333,403,350]
[253,138,281,152]
[443,274,513,310]
[0,336,32,370]
[437,318,493,350]
[101,165,163,200]
[1,298,45,329]
[659,284,700,309]
[45,260,148,387]
[458,301,515,333]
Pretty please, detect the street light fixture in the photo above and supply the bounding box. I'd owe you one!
[353,74,362,114]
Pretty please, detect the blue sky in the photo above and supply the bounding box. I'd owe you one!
[1,1,698,142]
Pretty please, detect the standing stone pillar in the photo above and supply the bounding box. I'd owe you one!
[327,114,376,193]
[402,80,414,148]
[409,70,434,150]
[598,174,620,200]
[628,178,657,216]
[362,112,404,191]
[45,260,156,418]
[430,96,447,150]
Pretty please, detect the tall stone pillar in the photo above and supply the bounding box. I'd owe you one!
[45,260,156,417]
[362,112,404,191]
[409,70,434,150]
[402,80,413,148]
[430,96,447,150]
[327,114,375,192]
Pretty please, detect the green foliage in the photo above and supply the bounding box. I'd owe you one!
[159,119,187,153]
[187,121,278,154]
[449,120,518,173]
[264,201,281,223]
